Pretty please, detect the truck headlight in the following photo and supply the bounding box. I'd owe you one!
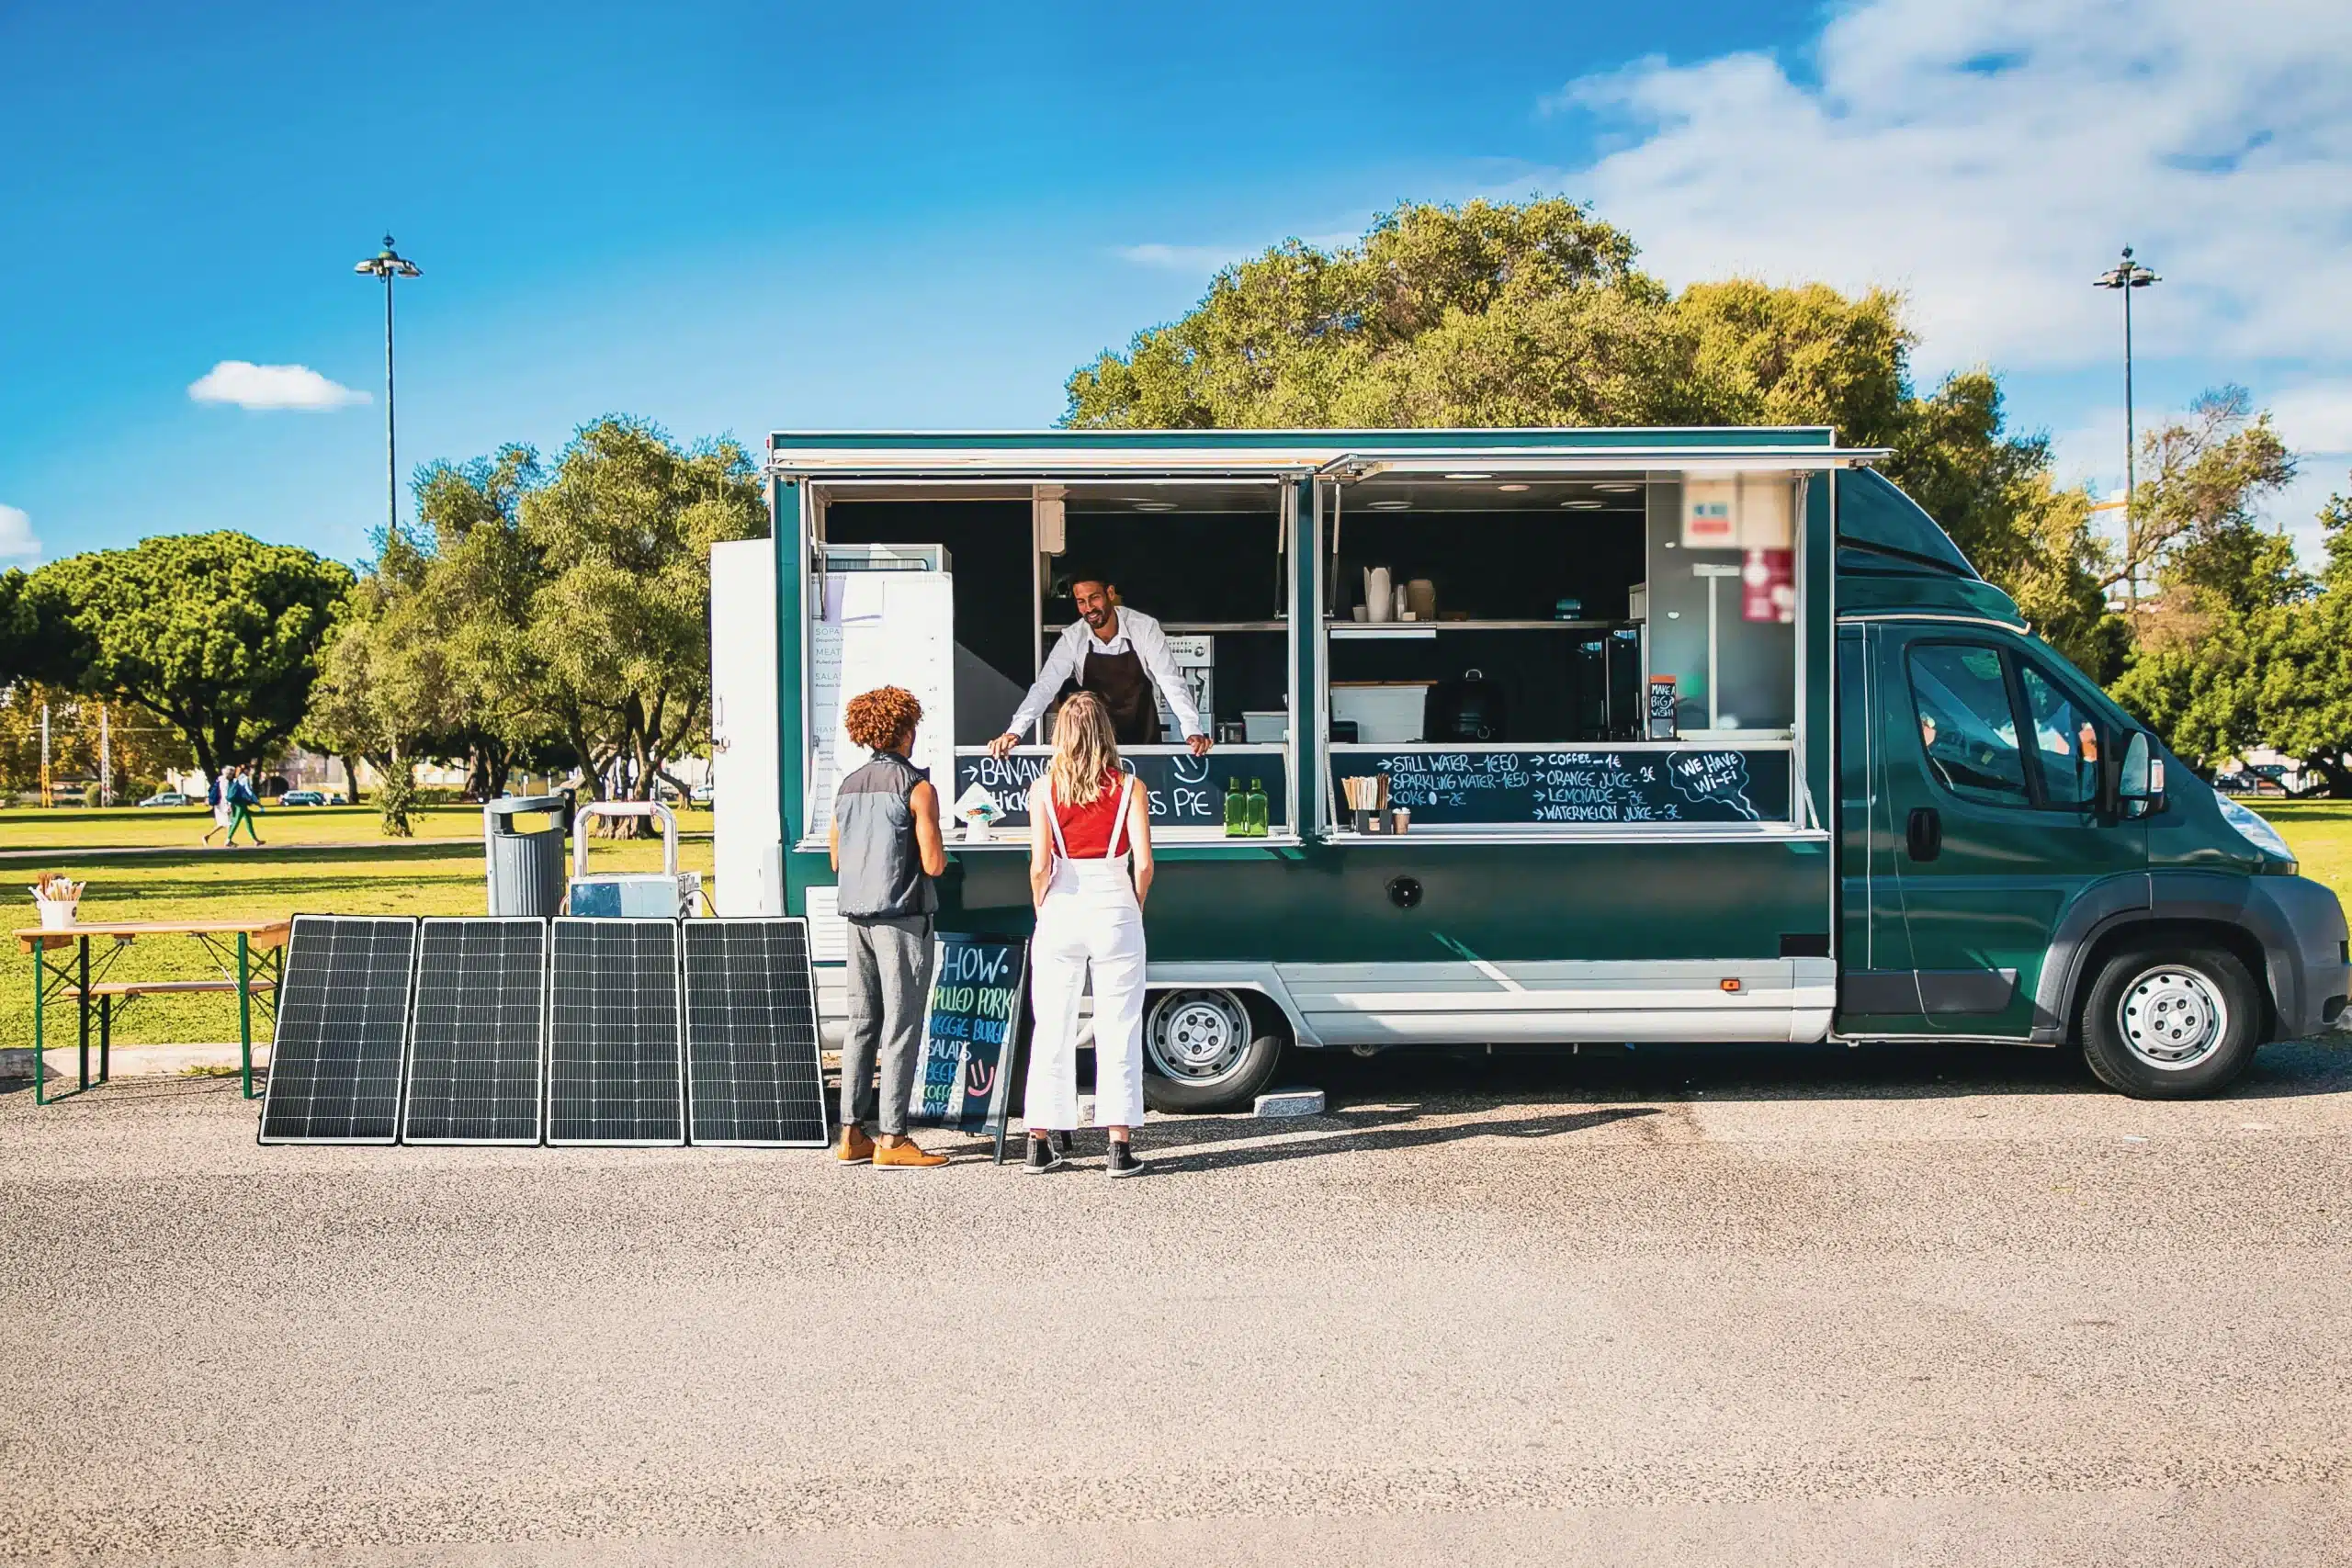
[2217,793,2296,867]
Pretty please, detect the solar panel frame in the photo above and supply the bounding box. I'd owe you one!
[682,918,829,1148]
[257,915,420,1145]
[399,917,549,1146]
[546,916,686,1147]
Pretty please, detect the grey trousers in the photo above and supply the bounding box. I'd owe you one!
[841,913,934,1136]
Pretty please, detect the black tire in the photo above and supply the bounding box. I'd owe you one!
[2078,943,2262,1099]
[1140,987,1288,1112]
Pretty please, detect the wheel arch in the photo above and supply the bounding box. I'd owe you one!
[2044,905,2281,1047]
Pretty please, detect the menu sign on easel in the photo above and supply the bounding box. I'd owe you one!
[907,932,1029,1162]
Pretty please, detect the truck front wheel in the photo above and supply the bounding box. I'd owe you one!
[1140,988,1288,1112]
[2078,943,2262,1099]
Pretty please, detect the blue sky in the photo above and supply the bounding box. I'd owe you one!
[6,0,2349,570]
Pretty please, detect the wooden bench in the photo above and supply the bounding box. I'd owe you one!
[55,979,281,1081]
[61,979,279,1000]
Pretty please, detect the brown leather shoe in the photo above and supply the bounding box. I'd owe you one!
[836,1126,876,1164]
[873,1137,948,1169]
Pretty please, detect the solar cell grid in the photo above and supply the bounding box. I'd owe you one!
[683,919,828,1146]
[547,918,684,1145]
[258,916,418,1145]
[401,918,548,1145]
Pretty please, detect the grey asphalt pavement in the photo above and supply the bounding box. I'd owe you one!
[5,1037,2350,1566]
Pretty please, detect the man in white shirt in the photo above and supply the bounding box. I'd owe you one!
[988,574,1212,758]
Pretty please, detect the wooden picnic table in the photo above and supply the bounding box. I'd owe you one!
[16,918,292,1103]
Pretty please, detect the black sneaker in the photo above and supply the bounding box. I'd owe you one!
[1105,1139,1144,1179]
[1049,1130,1072,1158]
[1024,1135,1066,1175]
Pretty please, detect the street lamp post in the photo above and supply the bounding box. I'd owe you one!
[354,235,423,542]
[2093,245,2160,615]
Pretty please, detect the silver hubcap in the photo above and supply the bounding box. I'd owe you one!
[1145,990,1252,1085]
[2118,966,2229,1070]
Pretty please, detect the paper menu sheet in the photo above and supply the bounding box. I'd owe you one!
[805,570,957,840]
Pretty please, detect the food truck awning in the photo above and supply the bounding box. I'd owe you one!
[763,427,1889,479]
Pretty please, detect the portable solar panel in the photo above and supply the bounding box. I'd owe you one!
[546,917,684,1146]
[257,915,419,1145]
[400,918,548,1145]
[682,918,828,1147]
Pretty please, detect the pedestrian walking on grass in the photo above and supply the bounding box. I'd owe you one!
[1023,691,1152,1178]
[224,767,265,846]
[201,771,232,846]
[829,685,949,1170]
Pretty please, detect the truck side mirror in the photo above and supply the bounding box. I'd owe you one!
[2115,730,2163,819]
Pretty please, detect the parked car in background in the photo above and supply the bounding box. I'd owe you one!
[2214,773,2256,795]
[689,782,714,806]
[278,790,328,807]
[139,791,193,807]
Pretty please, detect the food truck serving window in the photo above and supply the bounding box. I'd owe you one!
[798,478,1302,848]
[1318,469,1806,836]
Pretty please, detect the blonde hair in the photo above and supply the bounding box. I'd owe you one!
[1048,692,1121,807]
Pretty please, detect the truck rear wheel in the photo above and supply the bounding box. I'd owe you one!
[1140,988,1287,1112]
[2078,943,2261,1099]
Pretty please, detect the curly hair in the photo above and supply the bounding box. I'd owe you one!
[842,685,923,751]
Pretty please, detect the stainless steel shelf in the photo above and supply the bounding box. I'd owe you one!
[1040,621,1287,632]
[1328,619,1634,634]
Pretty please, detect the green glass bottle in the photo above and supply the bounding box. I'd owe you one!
[1224,777,1246,838]
[1246,777,1269,838]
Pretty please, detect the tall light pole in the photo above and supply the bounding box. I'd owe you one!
[354,235,423,542]
[2093,245,2160,615]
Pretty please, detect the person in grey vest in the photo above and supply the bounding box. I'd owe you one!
[829,685,950,1168]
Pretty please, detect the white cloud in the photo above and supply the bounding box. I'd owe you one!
[187,361,369,411]
[0,504,39,563]
[2270,382,2352,455]
[1114,243,1242,272]
[1551,0,2352,376]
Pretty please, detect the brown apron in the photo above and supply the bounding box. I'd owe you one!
[1066,642,1162,744]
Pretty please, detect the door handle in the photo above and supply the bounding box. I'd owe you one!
[1906,807,1942,862]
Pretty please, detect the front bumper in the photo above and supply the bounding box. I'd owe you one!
[2257,874,2351,1039]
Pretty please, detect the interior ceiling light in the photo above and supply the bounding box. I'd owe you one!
[1595,481,1641,493]
[1561,499,1606,510]
[1444,472,1491,480]
[1497,483,1530,492]
[1367,499,1413,510]
[1133,500,1180,512]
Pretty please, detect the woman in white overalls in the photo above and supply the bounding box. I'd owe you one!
[1023,692,1154,1177]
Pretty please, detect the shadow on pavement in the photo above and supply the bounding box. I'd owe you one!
[1134,1104,1661,1174]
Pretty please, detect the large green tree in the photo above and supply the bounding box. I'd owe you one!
[1067,197,2117,679]
[30,533,351,785]
[516,417,766,815]
[294,535,458,834]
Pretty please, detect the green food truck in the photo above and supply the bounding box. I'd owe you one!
[706,427,2348,1107]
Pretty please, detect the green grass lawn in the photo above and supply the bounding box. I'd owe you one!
[0,802,712,852]
[5,822,716,1055]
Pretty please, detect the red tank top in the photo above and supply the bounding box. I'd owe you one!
[1050,772,1129,859]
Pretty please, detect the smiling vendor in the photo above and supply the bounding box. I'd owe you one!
[988,573,1212,758]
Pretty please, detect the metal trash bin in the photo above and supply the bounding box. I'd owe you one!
[483,795,568,918]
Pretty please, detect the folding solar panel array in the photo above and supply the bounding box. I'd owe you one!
[256,915,827,1149]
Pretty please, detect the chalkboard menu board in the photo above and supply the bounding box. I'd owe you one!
[1333,747,1790,827]
[907,932,1028,1161]
[954,750,1288,830]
